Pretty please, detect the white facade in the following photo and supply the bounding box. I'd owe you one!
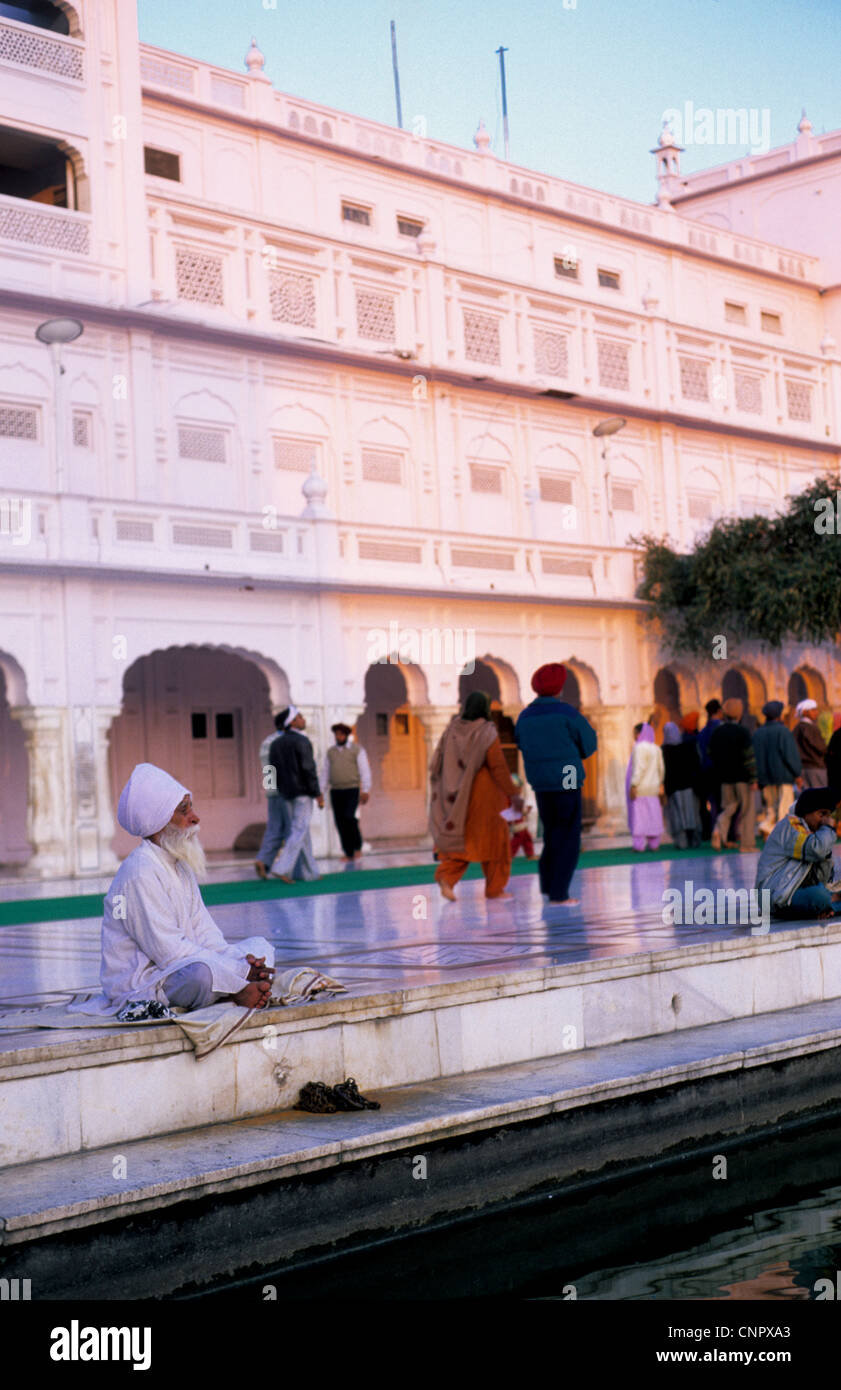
[1,1,840,873]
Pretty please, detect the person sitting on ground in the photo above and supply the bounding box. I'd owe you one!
[91,763,275,1016]
[755,786,841,920]
[430,690,523,901]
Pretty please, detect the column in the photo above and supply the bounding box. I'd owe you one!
[588,705,642,834]
[92,706,121,876]
[11,706,73,878]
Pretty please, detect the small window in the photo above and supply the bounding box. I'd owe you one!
[611,483,636,512]
[144,147,181,181]
[598,269,621,290]
[395,713,410,735]
[215,712,234,739]
[191,712,207,739]
[397,217,424,238]
[469,463,503,494]
[725,301,747,324]
[72,411,92,449]
[761,310,782,334]
[554,256,579,281]
[342,202,371,225]
[375,712,389,737]
[538,474,573,505]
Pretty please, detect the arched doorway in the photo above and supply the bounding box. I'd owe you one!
[722,665,766,731]
[356,661,427,841]
[0,664,30,865]
[458,658,519,775]
[109,646,274,856]
[562,659,600,827]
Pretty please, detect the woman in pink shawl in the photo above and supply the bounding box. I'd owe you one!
[626,723,665,852]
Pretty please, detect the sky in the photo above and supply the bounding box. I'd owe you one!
[137,0,841,205]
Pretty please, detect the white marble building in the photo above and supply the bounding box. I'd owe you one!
[1,0,840,874]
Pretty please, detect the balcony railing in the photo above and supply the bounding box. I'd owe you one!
[0,192,90,255]
[0,15,83,82]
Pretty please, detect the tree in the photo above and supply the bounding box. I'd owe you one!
[633,472,841,655]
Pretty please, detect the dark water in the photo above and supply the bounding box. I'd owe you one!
[190,1113,841,1300]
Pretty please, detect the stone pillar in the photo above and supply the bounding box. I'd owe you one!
[588,704,640,834]
[92,706,121,877]
[11,706,73,878]
[417,706,456,822]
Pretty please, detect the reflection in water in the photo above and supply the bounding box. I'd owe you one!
[555,1187,841,1301]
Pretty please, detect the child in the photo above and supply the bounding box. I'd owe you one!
[509,775,535,859]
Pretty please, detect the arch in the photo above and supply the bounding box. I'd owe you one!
[722,663,767,715]
[563,658,601,709]
[655,663,700,715]
[173,388,237,424]
[288,110,300,130]
[0,660,30,865]
[55,138,89,211]
[464,430,512,463]
[476,653,521,708]
[357,660,428,839]
[269,401,330,437]
[0,648,29,707]
[67,370,101,406]
[535,442,581,472]
[0,1,79,35]
[653,667,681,718]
[789,665,827,706]
[359,414,411,449]
[321,121,333,140]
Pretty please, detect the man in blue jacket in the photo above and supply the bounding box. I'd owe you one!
[515,664,598,905]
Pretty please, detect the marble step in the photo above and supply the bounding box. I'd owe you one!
[3,997,841,1252]
[3,922,841,1168]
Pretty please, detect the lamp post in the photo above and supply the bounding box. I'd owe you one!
[592,416,626,547]
[35,317,84,494]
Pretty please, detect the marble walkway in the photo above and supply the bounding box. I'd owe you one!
[0,850,819,1009]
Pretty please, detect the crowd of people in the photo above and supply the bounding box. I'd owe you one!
[82,676,841,1021]
[626,696,841,858]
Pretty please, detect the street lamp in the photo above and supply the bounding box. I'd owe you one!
[36,318,84,494]
[592,417,626,545]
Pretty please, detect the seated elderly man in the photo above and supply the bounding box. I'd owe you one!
[755,786,841,920]
[91,763,275,1016]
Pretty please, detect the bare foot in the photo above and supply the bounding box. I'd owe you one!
[438,881,457,901]
[486,891,514,900]
[230,981,271,1009]
[548,897,580,906]
[254,861,268,880]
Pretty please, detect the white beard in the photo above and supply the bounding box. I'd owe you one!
[157,824,208,881]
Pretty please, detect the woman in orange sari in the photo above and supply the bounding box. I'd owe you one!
[429,691,523,900]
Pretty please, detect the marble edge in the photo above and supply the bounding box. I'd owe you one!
[1,924,837,1074]
[5,1024,841,1237]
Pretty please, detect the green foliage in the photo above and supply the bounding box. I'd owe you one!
[633,472,841,655]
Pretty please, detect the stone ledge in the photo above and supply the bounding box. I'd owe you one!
[3,996,841,1245]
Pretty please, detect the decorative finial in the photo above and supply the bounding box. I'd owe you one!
[474,119,491,153]
[820,331,837,357]
[798,107,812,135]
[658,118,676,148]
[301,464,330,518]
[245,37,265,77]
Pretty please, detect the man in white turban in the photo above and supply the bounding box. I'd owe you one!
[88,763,275,1016]
[793,698,829,789]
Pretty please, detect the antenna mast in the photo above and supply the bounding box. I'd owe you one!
[496,45,509,159]
[391,21,403,129]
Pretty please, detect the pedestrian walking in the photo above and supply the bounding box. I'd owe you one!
[254,712,291,880]
[515,663,598,904]
[320,722,371,862]
[662,721,703,848]
[430,691,523,901]
[627,724,665,851]
[268,707,323,882]
[793,698,829,787]
[753,700,803,839]
[709,698,757,852]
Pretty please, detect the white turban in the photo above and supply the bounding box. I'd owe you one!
[283,705,300,727]
[796,698,818,717]
[117,763,190,838]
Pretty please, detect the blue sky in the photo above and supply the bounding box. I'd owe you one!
[138,0,841,204]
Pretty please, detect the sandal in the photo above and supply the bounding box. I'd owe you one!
[294,1081,338,1113]
[330,1077,381,1111]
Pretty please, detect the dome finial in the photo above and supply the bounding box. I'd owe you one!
[245,36,266,76]
[474,119,491,153]
[798,107,812,134]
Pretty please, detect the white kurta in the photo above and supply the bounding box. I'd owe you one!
[77,839,274,1015]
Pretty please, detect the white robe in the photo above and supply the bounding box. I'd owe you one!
[74,839,274,1015]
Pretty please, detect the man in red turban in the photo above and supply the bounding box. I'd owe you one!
[516,665,597,905]
[531,663,567,697]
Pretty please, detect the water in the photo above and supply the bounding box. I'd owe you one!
[191,1111,841,1300]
